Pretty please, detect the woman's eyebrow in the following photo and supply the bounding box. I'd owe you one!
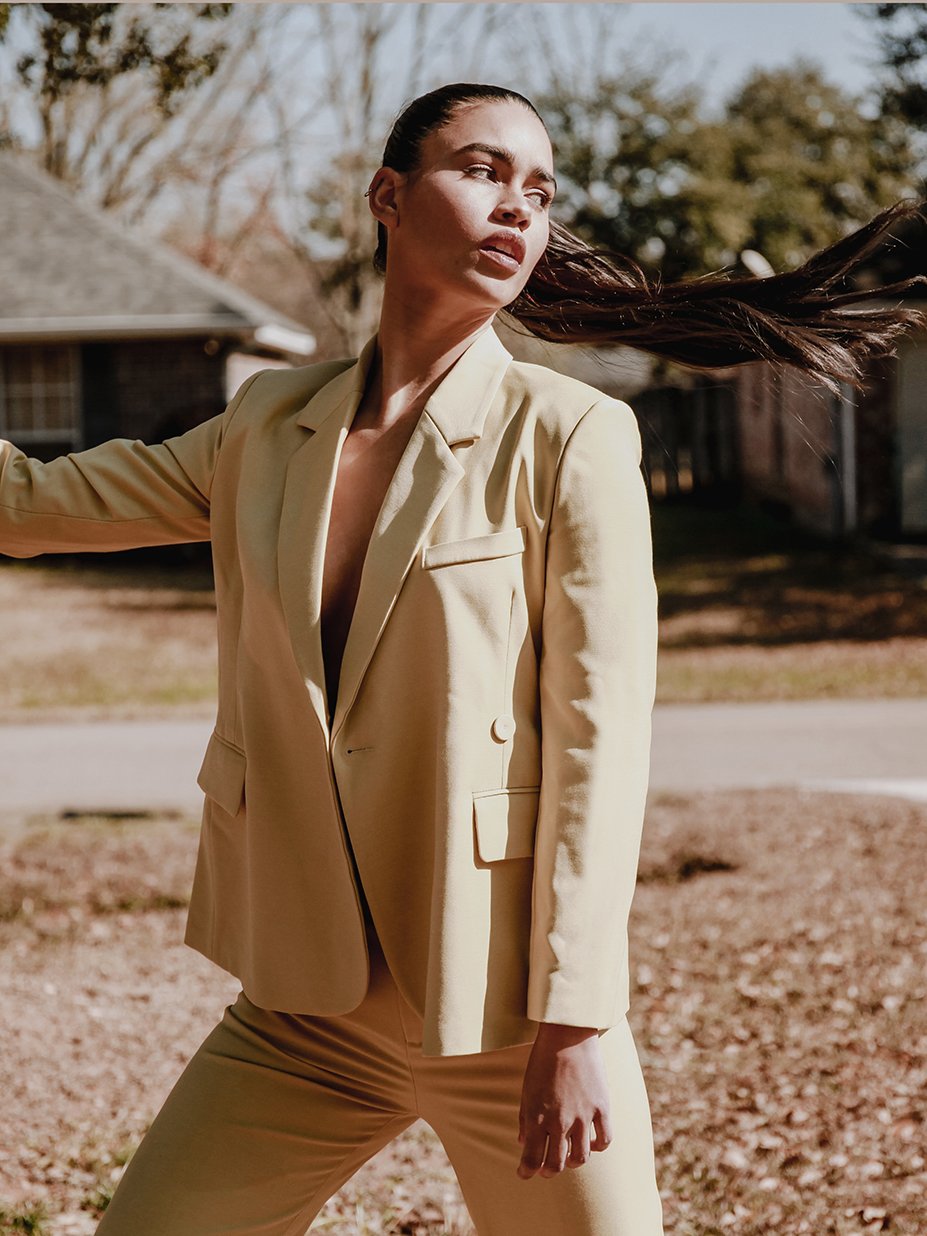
[452,142,557,193]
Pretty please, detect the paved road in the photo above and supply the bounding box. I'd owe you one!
[1,698,925,816]
[649,698,927,802]
[0,719,213,816]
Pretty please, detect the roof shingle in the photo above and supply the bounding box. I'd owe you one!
[0,150,314,350]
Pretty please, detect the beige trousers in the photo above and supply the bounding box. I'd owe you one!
[95,912,664,1235]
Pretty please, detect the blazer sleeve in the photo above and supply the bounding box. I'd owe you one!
[527,395,659,1029]
[0,370,263,558]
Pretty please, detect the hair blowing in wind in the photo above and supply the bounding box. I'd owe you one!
[373,82,927,395]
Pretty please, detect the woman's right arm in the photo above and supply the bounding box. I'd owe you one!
[0,370,263,558]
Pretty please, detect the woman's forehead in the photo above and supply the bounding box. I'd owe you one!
[427,102,554,171]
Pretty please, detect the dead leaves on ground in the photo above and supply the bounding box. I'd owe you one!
[635,788,927,1235]
[0,789,925,1234]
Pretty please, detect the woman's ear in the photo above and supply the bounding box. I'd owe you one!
[367,168,406,234]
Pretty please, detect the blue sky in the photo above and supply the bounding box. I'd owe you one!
[489,3,885,114]
[343,4,888,137]
[612,4,881,107]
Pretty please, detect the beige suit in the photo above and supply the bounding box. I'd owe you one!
[0,320,659,1058]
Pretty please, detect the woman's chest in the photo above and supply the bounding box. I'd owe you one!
[320,413,421,686]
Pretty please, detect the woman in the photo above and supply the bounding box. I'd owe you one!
[1,82,924,1235]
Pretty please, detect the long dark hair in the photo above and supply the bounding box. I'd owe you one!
[372,82,927,394]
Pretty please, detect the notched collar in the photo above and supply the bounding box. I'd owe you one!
[294,320,513,444]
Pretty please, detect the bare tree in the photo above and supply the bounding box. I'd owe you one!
[244,2,514,352]
[0,4,247,210]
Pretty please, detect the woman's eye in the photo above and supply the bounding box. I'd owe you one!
[466,165,552,208]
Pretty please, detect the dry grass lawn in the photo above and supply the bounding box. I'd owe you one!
[1,786,924,1236]
[0,556,218,720]
[651,502,927,701]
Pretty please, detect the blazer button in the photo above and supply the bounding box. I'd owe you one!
[491,713,516,742]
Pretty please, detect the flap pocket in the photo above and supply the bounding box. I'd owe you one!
[197,730,246,817]
[423,525,526,570]
[473,786,540,863]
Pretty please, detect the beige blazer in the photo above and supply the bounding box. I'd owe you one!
[0,321,659,1056]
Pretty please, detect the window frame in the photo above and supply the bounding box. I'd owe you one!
[0,343,83,450]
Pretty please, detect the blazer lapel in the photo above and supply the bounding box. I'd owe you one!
[277,350,365,740]
[277,321,514,744]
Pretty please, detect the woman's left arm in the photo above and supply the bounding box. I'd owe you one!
[518,395,659,1178]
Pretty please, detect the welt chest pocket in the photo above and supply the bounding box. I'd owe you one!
[422,525,526,570]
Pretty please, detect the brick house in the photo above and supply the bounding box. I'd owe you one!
[0,151,315,461]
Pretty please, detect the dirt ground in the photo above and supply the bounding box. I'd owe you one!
[1,786,924,1236]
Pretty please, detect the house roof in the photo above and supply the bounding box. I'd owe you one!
[0,150,315,354]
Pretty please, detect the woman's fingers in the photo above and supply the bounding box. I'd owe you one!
[517,1116,601,1177]
[516,1037,612,1178]
[566,1118,591,1168]
[516,1118,549,1177]
[591,1107,613,1152]
[541,1127,569,1176]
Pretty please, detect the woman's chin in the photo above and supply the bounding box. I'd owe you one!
[457,267,523,307]
[391,263,519,316]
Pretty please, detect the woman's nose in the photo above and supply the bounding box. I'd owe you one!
[494,197,531,224]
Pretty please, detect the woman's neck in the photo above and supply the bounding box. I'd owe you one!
[362,298,497,433]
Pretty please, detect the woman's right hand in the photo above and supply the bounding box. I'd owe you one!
[516,1022,612,1179]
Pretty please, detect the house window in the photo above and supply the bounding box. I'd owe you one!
[0,345,81,449]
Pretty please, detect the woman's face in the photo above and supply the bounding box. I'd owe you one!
[375,98,556,315]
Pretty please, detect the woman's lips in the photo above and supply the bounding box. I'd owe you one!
[478,245,521,272]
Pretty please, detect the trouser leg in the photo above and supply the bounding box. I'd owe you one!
[401,1004,665,1236]
[92,902,663,1236]
[95,927,418,1236]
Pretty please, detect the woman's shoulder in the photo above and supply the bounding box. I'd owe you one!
[232,357,354,405]
[503,356,634,433]
[495,357,643,474]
